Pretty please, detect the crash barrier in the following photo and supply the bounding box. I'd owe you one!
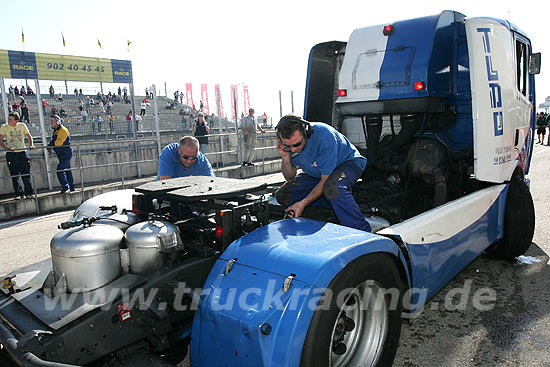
[0,132,279,215]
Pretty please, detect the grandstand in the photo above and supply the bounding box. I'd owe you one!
[4,92,237,140]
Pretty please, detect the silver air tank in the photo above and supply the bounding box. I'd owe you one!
[50,224,124,293]
[125,220,183,275]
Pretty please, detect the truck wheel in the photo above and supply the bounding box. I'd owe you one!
[486,175,535,260]
[300,253,403,367]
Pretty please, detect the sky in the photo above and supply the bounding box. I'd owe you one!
[1,0,548,118]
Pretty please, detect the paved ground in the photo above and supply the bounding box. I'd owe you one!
[0,145,549,366]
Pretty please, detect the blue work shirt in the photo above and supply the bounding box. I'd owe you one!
[157,143,214,179]
[290,122,366,178]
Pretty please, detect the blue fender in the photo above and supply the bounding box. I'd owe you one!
[190,218,411,366]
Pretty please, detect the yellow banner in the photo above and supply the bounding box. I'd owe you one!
[35,54,113,82]
[0,50,10,78]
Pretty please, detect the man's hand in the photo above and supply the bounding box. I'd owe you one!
[29,144,35,150]
[285,200,306,218]
[277,137,291,159]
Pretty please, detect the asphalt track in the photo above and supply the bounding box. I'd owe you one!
[1,143,549,366]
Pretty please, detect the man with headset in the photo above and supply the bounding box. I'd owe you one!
[275,114,371,231]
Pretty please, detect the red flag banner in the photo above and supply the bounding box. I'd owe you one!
[215,84,224,118]
[185,83,194,109]
[200,84,210,115]
[243,85,250,113]
[230,85,238,120]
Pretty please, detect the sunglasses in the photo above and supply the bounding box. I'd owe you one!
[181,154,198,160]
[282,138,304,151]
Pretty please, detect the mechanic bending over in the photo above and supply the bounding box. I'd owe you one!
[275,114,371,231]
[157,136,214,180]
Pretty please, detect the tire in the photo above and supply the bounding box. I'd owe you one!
[486,175,535,260]
[300,253,404,367]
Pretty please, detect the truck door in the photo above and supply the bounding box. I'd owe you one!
[466,18,530,183]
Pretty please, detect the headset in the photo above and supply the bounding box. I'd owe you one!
[50,114,62,124]
[276,115,313,152]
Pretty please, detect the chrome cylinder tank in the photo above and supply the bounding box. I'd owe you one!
[125,220,182,275]
[95,211,139,231]
[50,224,124,293]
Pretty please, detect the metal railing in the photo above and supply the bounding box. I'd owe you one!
[1,132,280,214]
[0,137,158,214]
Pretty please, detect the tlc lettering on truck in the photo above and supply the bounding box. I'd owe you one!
[478,27,504,137]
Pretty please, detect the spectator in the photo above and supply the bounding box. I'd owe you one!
[79,88,83,96]
[19,96,25,105]
[157,136,214,180]
[199,100,204,112]
[81,109,88,124]
[8,85,14,99]
[118,86,122,97]
[135,114,142,132]
[59,107,67,118]
[180,91,184,104]
[20,103,30,123]
[48,115,74,193]
[126,112,132,132]
[11,101,20,115]
[109,114,115,133]
[95,115,103,133]
[240,107,265,166]
[181,115,187,130]
[193,112,210,154]
[20,86,26,96]
[90,115,96,134]
[123,86,128,99]
[50,105,58,117]
[14,86,19,96]
[98,99,105,113]
[536,112,546,144]
[26,86,34,96]
[41,98,49,116]
[174,90,179,103]
[49,85,54,98]
[140,100,147,116]
[149,87,154,99]
[0,112,34,199]
[145,87,149,97]
[74,88,78,96]
[124,95,131,104]
[105,100,113,115]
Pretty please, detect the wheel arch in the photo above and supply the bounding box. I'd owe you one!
[190,218,413,366]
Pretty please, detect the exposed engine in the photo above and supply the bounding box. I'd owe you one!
[349,112,477,224]
[44,187,270,296]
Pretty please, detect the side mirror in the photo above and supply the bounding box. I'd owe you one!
[529,52,541,75]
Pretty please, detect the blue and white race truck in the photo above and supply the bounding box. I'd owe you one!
[0,10,541,367]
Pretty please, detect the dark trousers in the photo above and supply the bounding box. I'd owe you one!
[56,152,74,191]
[6,151,33,196]
[275,160,371,231]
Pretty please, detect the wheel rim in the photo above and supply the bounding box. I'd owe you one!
[329,280,389,367]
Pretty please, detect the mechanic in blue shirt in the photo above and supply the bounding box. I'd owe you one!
[275,114,371,231]
[157,136,214,180]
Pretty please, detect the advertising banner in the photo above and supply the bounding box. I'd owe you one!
[200,84,210,115]
[215,84,224,118]
[243,85,250,112]
[0,49,132,83]
[230,84,238,120]
[185,83,194,109]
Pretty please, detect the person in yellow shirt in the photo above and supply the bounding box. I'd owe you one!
[48,115,74,193]
[0,112,34,199]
